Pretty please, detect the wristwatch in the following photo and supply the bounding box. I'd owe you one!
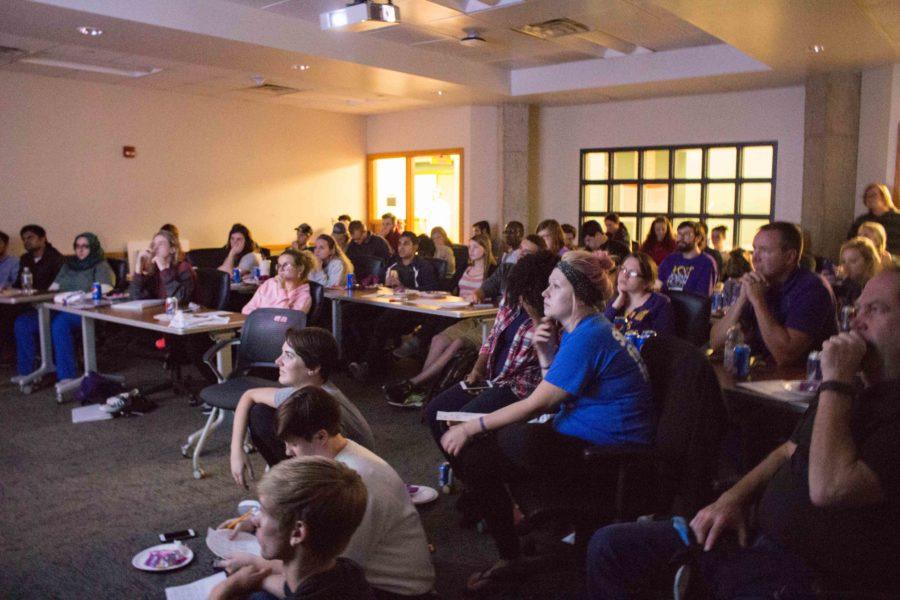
[818,380,856,397]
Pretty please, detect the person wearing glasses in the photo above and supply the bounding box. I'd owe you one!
[241,249,314,315]
[604,252,675,335]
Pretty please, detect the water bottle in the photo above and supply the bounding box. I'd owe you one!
[21,267,33,294]
[723,325,744,374]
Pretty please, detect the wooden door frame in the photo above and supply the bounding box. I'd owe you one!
[367,148,465,238]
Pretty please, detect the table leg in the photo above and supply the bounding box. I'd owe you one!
[11,303,56,393]
[55,315,122,403]
[331,298,343,358]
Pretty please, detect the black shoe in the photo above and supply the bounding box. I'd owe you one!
[383,380,412,403]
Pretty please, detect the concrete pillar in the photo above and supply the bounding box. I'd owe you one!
[801,72,860,259]
[497,103,531,231]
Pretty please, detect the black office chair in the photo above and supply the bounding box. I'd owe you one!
[450,244,469,284]
[423,257,448,281]
[195,268,231,310]
[508,334,726,554]
[307,280,325,327]
[106,258,129,292]
[183,308,307,479]
[351,255,386,283]
[666,290,712,347]
[186,248,227,269]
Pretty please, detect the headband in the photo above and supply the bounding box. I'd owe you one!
[557,260,602,306]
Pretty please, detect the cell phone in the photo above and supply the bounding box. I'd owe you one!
[460,381,492,392]
[159,528,196,543]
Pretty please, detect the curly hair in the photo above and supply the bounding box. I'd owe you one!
[505,250,559,314]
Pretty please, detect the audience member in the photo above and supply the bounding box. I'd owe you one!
[583,219,629,263]
[605,252,675,335]
[711,222,837,366]
[473,220,502,258]
[604,213,631,248]
[440,251,653,594]
[385,233,498,406]
[834,237,881,309]
[857,220,895,268]
[848,183,900,255]
[331,222,350,251]
[424,250,559,448]
[0,230,19,290]
[242,249,314,315]
[710,225,728,253]
[536,219,569,256]
[588,270,900,598]
[218,223,262,277]
[16,224,64,291]
[210,456,373,600]
[470,234,545,304]
[310,234,353,288]
[561,223,579,250]
[697,221,724,278]
[345,220,392,268]
[415,234,436,259]
[337,214,352,229]
[15,233,114,381]
[291,223,314,252]
[159,223,180,239]
[380,213,401,254]
[658,221,718,296]
[229,327,374,482]
[348,232,438,380]
[639,216,676,267]
[430,226,456,275]
[500,221,525,264]
[129,230,196,305]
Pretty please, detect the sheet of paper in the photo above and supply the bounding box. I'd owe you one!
[165,572,226,600]
[71,404,113,424]
[736,380,810,406]
[205,527,261,559]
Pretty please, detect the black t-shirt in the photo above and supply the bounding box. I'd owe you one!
[757,381,900,592]
[283,557,375,600]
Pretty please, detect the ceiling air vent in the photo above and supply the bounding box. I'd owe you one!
[240,82,302,96]
[513,18,589,40]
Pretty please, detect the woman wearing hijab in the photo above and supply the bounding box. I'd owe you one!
[14,232,115,381]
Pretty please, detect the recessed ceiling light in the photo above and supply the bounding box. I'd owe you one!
[292,64,311,71]
[77,26,103,37]
[808,44,825,54]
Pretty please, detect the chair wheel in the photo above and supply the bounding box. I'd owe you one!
[193,469,205,480]
[20,384,33,395]
[181,444,193,458]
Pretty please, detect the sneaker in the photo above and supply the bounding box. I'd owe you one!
[392,336,421,359]
[101,393,129,413]
[388,391,426,409]
[383,380,412,403]
[348,361,369,381]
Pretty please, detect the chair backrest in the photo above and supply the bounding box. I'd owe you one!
[639,334,726,516]
[424,257,448,280]
[666,290,711,347]
[106,257,129,292]
[451,244,469,283]
[236,308,307,373]
[307,280,325,327]
[195,268,231,310]
[351,254,386,283]
[186,248,227,269]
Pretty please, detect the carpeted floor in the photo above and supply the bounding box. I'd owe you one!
[0,347,582,599]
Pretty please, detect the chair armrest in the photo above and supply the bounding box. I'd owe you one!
[202,337,241,382]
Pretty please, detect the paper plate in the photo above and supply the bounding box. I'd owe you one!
[131,542,193,572]
[782,380,819,399]
[409,485,439,505]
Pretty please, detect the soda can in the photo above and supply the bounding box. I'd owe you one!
[806,351,822,381]
[252,266,261,280]
[733,344,751,380]
[839,305,856,332]
[232,267,241,283]
[438,462,453,490]
[711,291,724,314]
[165,296,178,315]
[346,273,354,290]
[91,282,102,303]
[624,331,640,348]
[613,316,628,332]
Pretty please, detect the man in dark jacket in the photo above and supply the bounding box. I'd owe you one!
[17,224,64,290]
[345,221,392,281]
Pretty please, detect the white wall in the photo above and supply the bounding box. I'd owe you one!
[534,86,806,227]
[0,70,366,255]
[856,63,900,213]
[366,105,501,235]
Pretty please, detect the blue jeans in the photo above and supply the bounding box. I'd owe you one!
[586,519,816,599]
[15,311,82,380]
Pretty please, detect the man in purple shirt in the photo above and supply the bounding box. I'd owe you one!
[711,222,837,366]
[657,221,718,297]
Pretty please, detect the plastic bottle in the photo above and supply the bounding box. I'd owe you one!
[723,325,744,374]
[21,267,33,294]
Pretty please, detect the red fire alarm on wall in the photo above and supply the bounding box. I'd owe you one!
[123,146,136,158]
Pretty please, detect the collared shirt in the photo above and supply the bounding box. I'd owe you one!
[479,300,541,399]
[241,278,311,314]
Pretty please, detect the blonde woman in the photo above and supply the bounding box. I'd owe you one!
[241,249,314,315]
[430,226,456,275]
[858,221,895,269]
[849,183,900,255]
[310,234,353,288]
[836,236,882,308]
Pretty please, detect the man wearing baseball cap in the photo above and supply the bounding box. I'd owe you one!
[292,223,314,252]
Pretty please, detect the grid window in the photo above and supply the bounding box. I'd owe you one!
[580,142,776,250]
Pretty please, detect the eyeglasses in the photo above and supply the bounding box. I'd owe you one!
[74,243,90,249]
[620,269,642,279]
[277,262,296,270]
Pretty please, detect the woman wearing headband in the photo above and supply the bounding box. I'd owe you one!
[440,250,654,594]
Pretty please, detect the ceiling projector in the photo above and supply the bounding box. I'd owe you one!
[320,1,400,32]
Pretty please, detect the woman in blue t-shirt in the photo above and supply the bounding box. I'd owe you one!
[441,250,655,594]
